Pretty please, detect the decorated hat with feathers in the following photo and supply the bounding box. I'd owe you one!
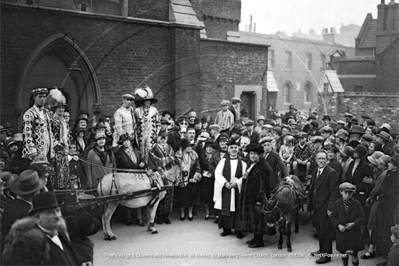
[134,86,157,103]
[46,87,67,108]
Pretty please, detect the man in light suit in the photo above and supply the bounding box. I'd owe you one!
[308,150,340,264]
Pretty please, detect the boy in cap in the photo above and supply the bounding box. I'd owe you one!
[228,97,241,122]
[330,182,365,266]
[293,132,312,180]
[215,100,234,134]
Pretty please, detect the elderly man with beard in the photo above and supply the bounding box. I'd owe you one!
[214,139,247,238]
[2,192,90,265]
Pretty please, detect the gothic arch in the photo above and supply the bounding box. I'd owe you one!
[15,33,101,130]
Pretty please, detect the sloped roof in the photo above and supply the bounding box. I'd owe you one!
[319,70,344,92]
[169,0,205,28]
[356,13,377,48]
[266,71,279,92]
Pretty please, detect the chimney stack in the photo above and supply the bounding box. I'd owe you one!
[249,15,253,32]
[322,27,335,43]
[254,23,256,33]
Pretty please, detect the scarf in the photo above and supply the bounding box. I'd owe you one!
[221,156,243,216]
[94,146,108,166]
[343,199,351,211]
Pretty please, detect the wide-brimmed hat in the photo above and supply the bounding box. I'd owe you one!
[377,131,391,142]
[231,97,241,104]
[70,212,101,236]
[322,115,331,121]
[367,151,384,166]
[10,169,45,195]
[339,182,356,192]
[197,132,210,141]
[245,143,264,154]
[134,86,157,103]
[1,172,17,189]
[31,87,49,96]
[354,144,368,158]
[349,125,364,135]
[257,116,265,123]
[29,192,62,215]
[122,94,134,100]
[118,133,132,144]
[390,154,399,167]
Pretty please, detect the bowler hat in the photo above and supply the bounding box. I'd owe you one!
[349,125,364,135]
[91,122,106,131]
[240,109,249,117]
[377,131,391,142]
[162,110,173,118]
[70,212,101,236]
[322,115,331,121]
[227,139,240,147]
[354,144,368,158]
[29,192,62,215]
[11,170,45,195]
[310,121,319,128]
[245,143,264,154]
[390,154,399,167]
[367,151,384,166]
[339,182,356,192]
[1,172,17,189]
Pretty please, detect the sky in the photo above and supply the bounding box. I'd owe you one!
[240,0,381,35]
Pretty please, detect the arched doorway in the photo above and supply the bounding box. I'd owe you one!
[15,33,101,130]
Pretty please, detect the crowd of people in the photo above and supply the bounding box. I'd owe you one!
[0,88,398,265]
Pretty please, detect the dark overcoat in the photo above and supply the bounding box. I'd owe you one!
[330,198,365,253]
[263,151,288,189]
[238,158,272,234]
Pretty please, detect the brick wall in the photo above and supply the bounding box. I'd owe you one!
[319,92,399,131]
[190,0,241,21]
[377,38,399,92]
[202,17,239,40]
[128,0,169,21]
[199,39,270,119]
[0,4,194,128]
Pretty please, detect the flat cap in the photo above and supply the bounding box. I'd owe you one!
[339,182,356,192]
[220,100,230,106]
[122,94,134,100]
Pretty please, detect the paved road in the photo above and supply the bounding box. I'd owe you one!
[92,208,382,266]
